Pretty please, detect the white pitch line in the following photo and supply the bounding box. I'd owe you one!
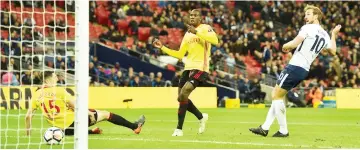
[88,137,338,149]
[3,142,74,146]
[2,136,351,148]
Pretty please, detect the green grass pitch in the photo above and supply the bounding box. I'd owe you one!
[1,108,360,149]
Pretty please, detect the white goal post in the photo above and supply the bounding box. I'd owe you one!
[74,0,89,149]
[0,0,88,149]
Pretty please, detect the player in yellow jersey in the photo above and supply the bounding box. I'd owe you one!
[153,9,219,136]
[25,71,145,136]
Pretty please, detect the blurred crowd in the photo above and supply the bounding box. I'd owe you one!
[88,55,172,87]
[92,1,360,90]
[0,0,75,86]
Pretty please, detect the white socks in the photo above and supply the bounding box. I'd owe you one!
[261,103,275,130]
[273,100,288,134]
[262,100,288,134]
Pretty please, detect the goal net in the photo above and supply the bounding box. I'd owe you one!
[0,0,88,149]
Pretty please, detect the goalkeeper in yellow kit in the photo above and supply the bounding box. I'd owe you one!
[153,9,218,136]
[25,71,145,136]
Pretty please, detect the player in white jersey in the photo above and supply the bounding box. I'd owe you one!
[249,5,342,137]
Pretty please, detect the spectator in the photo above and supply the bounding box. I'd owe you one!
[123,79,130,87]
[118,30,127,42]
[150,24,160,37]
[60,62,66,70]
[262,41,272,62]
[148,72,155,86]
[159,25,169,36]
[115,71,124,86]
[226,53,236,67]
[128,17,139,35]
[55,56,64,69]
[1,56,8,72]
[109,8,119,26]
[68,56,75,69]
[21,71,32,85]
[152,76,165,87]
[32,71,41,85]
[234,53,245,67]
[103,64,111,76]
[211,50,223,68]
[89,1,97,23]
[108,68,118,80]
[217,72,230,87]
[114,62,121,72]
[2,71,19,86]
[89,62,97,82]
[8,58,19,72]
[91,56,99,67]
[136,41,147,53]
[134,4,143,16]
[130,76,141,87]
[117,7,126,19]
[57,75,66,86]
[156,72,163,81]
[306,86,323,107]
[172,71,181,87]
[109,30,121,42]
[248,78,266,103]
[238,77,251,103]
[139,17,151,27]
[109,81,115,87]
[270,66,280,79]
[138,72,148,84]
[97,66,107,83]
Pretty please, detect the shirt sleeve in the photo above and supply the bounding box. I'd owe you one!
[161,37,188,59]
[297,25,310,38]
[195,25,219,45]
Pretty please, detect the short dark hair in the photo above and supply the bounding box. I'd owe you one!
[43,71,54,80]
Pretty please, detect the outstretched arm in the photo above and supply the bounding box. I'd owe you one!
[25,97,39,136]
[25,108,36,136]
[282,35,305,52]
[153,39,188,59]
[326,25,342,56]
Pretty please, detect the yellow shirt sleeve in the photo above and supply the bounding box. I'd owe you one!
[196,25,219,45]
[160,39,189,59]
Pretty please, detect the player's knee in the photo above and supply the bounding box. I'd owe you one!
[271,94,280,100]
[177,94,186,102]
[102,111,111,120]
[272,86,287,100]
[177,92,189,102]
[96,110,110,121]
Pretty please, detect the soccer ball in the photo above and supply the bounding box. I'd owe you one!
[43,127,64,145]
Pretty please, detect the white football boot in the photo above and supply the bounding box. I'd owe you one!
[198,113,209,134]
[172,129,183,136]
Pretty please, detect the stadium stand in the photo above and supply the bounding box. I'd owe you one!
[87,1,360,89]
